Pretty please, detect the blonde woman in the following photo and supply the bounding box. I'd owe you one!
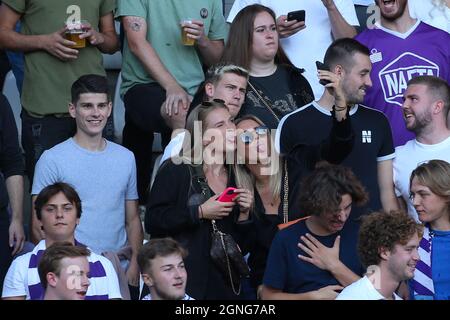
[146,100,253,300]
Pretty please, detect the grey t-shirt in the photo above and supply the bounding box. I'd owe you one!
[32,138,138,253]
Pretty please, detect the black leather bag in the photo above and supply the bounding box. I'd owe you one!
[210,220,250,295]
[187,164,250,295]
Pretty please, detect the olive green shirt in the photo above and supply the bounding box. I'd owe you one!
[3,0,115,116]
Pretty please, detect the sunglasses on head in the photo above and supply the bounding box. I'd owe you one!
[239,126,269,144]
[201,98,226,107]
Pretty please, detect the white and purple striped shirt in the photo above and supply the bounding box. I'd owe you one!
[2,240,122,300]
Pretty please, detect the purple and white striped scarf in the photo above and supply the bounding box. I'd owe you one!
[410,225,435,298]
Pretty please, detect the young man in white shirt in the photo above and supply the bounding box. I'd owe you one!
[337,210,422,300]
[2,183,121,300]
[39,242,91,300]
[138,238,193,300]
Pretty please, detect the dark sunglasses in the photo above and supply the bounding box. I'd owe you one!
[239,126,269,144]
[201,98,226,107]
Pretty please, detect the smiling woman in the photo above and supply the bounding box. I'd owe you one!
[146,100,254,300]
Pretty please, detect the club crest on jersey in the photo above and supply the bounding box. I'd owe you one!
[379,52,439,107]
[200,8,208,18]
[370,49,383,63]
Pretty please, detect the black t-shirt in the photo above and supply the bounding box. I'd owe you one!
[0,94,24,217]
[278,102,395,217]
[240,65,312,129]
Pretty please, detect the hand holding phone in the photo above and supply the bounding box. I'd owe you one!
[217,187,238,202]
[316,61,331,86]
[287,10,305,22]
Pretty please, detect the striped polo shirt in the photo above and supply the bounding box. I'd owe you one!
[3,240,121,300]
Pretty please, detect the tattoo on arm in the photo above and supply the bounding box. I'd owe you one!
[128,17,144,32]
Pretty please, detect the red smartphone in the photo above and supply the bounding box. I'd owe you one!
[217,187,238,202]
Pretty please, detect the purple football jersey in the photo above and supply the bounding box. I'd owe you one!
[356,21,450,147]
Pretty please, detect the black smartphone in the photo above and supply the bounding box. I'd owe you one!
[287,10,305,22]
[316,61,331,86]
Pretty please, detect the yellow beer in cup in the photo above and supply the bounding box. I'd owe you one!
[180,19,195,46]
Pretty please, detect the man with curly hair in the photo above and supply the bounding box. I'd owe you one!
[260,163,368,300]
[336,210,423,300]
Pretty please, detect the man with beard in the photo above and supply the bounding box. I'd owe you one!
[393,76,450,220]
[137,238,193,300]
[355,0,450,147]
[277,38,398,219]
[337,210,422,300]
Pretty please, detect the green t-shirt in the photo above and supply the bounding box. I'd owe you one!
[2,0,115,116]
[116,0,228,97]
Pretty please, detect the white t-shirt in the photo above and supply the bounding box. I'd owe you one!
[336,276,402,300]
[409,0,450,33]
[393,136,450,221]
[142,293,194,300]
[353,1,374,5]
[227,0,359,100]
[160,131,186,165]
[2,240,122,300]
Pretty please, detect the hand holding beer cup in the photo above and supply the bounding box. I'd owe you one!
[65,20,89,48]
[78,21,105,46]
[180,19,205,46]
[40,27,79,61]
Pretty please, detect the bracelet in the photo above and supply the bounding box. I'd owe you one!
[333,105,347,112]
[199,205,204,219]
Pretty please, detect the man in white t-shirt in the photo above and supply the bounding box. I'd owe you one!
[2,183,122,300]
[394,76,450,221]
[138,237,193,300]
[337,211,422,300]
[227,0,359,99]
[160,64,249,164]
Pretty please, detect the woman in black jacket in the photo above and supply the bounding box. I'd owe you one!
[145,100,253,300]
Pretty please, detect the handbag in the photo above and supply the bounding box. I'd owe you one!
[188,164,250,295]
[210,219,250,295]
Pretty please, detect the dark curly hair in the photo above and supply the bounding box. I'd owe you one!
[358,211,423,268]
[298,163,368,217]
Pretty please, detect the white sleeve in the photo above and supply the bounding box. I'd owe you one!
[334,0,360,26]
[226,0,262,23]
[2,256,28,299]
[100,257,122,300]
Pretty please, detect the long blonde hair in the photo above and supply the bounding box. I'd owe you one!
[176,100,229,165]
[233,115,282,216]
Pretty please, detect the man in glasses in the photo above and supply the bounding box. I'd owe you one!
[160,63,249,164]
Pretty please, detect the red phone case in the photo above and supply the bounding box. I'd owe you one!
[217,187,237,202]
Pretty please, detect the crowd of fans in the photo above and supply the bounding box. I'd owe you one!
[0,0,449,300]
